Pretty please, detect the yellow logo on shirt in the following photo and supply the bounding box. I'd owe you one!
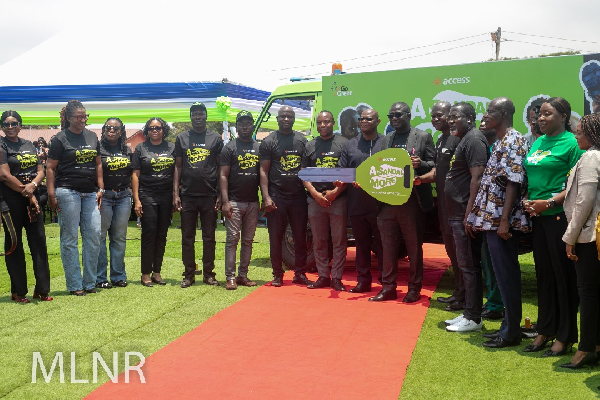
[16,153,38,169]
[187,148,210,164]
[238,153,259,170]
[76,149,97,164]
[316,156,338,168]
[280,155,301,171]
[106,156,130,171]
[151,157,174,172]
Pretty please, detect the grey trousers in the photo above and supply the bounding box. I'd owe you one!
[224,201,259,279]
[307,196,348,279]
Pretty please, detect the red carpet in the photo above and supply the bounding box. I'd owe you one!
[87,244,449,400]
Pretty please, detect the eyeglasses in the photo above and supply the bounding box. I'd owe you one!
[104,125,122,132]
[70,114,89,121]
[358,117,374,122]
[387,112,406,119]
[447,114,465,122]
[148,126,163,132]
[1,121,19,128]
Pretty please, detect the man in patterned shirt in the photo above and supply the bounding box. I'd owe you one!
[466,97,531,348]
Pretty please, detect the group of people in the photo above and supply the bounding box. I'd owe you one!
[4,96,600,372]
[414,96,600,371]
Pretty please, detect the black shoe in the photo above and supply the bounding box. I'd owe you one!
[541,343,573,358]
[482,330,501,339]
[180,278,195,288]
[349,282,372,293]
[481,308,504,320]
[203,276,220,286]
[307,277,331,289]
[69,290,86,296]
[560,352,598,369]
[141,276,153,287]
[403,290,421,303]
[369,288,397,302]
[523,336,555,353]
[151,275,167,285]
[483,336,521,348]
[112,280,128,287]
[95,281,112,289]
[85,288,97,294]
[292,273,312,286]
[437,295,457,304]
[445,301,465,311]
[330,279,346,292]
[271,276,283,287]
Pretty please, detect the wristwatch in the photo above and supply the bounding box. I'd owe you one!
[98,188,106,194]
[547,199,557,208]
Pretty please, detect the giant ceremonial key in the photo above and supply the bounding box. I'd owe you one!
[298,148,414,205]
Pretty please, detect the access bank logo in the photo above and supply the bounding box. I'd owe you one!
[330,81,353,97]
[433,76,471,86]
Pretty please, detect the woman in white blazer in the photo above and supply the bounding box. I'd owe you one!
[561,113,600,369]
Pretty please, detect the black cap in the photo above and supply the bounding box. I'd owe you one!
[190,102,207,113]
[236,110,254,123]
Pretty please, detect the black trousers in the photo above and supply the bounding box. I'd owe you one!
[266,195,307,278]
[140,193,172,274]
[574,241,600,352]
[2,191,50,295]
[181,196,217,279]
[378,192,424,292]
[532,213,578,344]
[350,212,383,284]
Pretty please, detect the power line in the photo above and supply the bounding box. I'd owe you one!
[504,31,599,45]
[278,39,490,82]
[506,39,587,52]
[269,33,489,72]
[337,40,489,73]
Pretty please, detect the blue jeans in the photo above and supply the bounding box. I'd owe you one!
[97,189,131,284]
[224,201,259,279]
[55,187,102,291]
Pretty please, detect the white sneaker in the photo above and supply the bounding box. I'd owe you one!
[444,314,465,326]
[446,318,483,332]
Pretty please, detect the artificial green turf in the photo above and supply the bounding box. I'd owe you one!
[401,253,600,399]
[0,216,273,399]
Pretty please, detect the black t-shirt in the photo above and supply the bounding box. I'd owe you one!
[0,137,40,197]
[434,133,462,193]
[444,129,489,220]
[301,135,348,193]
[337,133,384,216]
[258,130,307,199]
[174,130,223,197]
[220,138,260,202]
[131,140,175,194]
[100,142,132,191]
[48,128,100,193]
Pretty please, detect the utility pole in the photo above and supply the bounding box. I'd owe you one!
[491,27,501,60]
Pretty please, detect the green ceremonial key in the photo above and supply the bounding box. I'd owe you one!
[298,148,414,206]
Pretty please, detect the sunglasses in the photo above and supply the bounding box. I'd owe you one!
[1,121,19,128]
[387,112,405,119]
[358,117,374,122]
[148,126,163,132]
[104,125,122,132]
